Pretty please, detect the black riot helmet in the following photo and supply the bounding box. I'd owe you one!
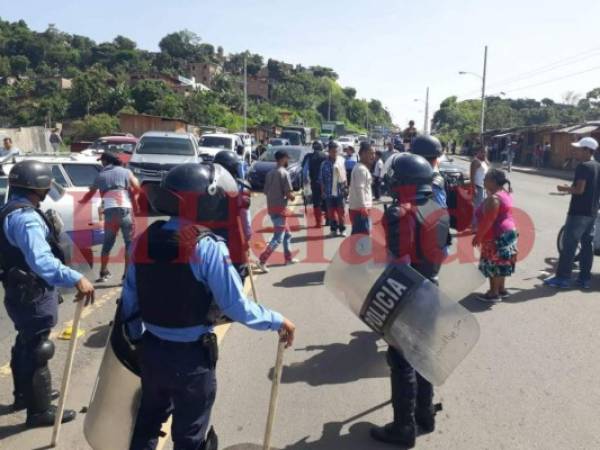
[8,160,53,190]
[411,135,443,159]
[386,153,433,201]
[146,163,238,222]
[312,140,323,152]
[214,150,242,179]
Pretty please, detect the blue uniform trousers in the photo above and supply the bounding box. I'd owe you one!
[4,287,58,408]
[130,332,217,450]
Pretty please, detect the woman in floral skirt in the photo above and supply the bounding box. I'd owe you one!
[472,168,518,303]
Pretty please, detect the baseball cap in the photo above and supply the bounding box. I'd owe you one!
[572,137,599,151]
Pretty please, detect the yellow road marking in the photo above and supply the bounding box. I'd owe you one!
[0,287,120,378]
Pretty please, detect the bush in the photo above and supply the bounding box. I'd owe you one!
[71,113,119,141]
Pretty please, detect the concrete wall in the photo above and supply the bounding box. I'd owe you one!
[0,126,53,153]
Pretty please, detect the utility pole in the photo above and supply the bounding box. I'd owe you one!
[243,56,248,133]
[423,87,430,134]
[366,101,369,136]
[480,45,488,144]
[327,87,332,122]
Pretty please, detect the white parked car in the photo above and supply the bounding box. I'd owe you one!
[198,133,246,162]
[128,132,201,186]
[1,154,105,249]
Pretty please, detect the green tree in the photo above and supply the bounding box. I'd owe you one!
[131,80,170,113]
[71,113,119,140]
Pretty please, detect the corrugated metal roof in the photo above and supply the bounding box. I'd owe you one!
[569,125,600,135]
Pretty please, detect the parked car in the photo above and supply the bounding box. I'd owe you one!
[280,130,303,146]
[438,153,472,231]
[269,138,290,146]
[128,132,201,186]
[198,133,246,162]
[247,146,308,191]
[79,135,138,164]
[338,135,359,147]
[1,155,104,250]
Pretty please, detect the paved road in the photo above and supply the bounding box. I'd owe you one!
[2,163,600,449]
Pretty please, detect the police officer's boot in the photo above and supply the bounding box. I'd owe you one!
[415,403,442,434]
[10,344,26,411]
[25,364,76,427]
[201,427,218,450]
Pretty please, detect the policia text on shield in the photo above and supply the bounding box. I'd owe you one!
[0,160,95,428]
[326,151,481,449]
[98,163,296,450]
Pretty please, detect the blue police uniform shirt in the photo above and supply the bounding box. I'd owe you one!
[432,183,447,208]
[121,217,284,343]
[2,196,82,288]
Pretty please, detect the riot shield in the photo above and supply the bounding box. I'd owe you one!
[324,235,481,386]
[84,302,142,450]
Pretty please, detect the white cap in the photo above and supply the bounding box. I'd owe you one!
[572,137,599,151]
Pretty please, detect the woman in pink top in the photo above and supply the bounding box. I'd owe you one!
[472,169,518,303]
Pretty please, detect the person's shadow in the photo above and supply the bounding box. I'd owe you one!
[84,324,111,348]
[269,331,388,386]
[222,421,397,450]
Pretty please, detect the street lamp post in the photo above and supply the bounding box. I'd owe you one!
[413,87,430,135]
[459,45,488,144]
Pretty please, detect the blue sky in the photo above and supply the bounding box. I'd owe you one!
[4,0,600,127]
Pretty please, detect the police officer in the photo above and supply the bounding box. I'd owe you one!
[302,140,328,227]
[371,153,449,448]
[411,134,447,207]
[213,150,252,280]
[123,163,296,450]
[0,160,95,427]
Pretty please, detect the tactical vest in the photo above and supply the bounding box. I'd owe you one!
[307,152,327,183]
[134,220,218,328]
[384,198,450,281]
[0,201,65,288]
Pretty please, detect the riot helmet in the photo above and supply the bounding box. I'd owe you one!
[411,135,443,159]
[214,150,242,179]
[146,163,238,221]
[385,153,433,201]
[8,160,53,190]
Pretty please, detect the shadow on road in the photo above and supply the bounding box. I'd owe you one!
[269,331,388,386]
[222,422,393,450]
[273,271,324,288]
[84,324,111,348]
[0,419,26,440]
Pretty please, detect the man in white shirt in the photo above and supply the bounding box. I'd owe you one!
[348,142,376,235]
[1,137,21,160]
[373,150,384,200]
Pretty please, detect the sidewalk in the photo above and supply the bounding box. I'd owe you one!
[454,155,574,181]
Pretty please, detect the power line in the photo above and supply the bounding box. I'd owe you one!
[488,64,600,96]
[458,46,600,99]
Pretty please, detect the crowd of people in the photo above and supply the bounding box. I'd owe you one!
[4,127,600,449]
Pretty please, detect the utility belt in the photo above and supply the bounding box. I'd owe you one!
[1,268,51,303]
[144,331,219,369]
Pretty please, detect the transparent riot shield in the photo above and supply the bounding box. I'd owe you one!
[324,235,481,386]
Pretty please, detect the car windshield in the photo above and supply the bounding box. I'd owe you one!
[0,178,63,206]
[63,164,101,187]
[199,136,232,149]
[339,137,351,142]
[270,139,285,146]
[93,140,135,153]
[137,137,195,156]
[260,148,302,162]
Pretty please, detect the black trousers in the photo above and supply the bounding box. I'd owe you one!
[130,333,217,450]
[387,347,433,427]
[4,287,58,413]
